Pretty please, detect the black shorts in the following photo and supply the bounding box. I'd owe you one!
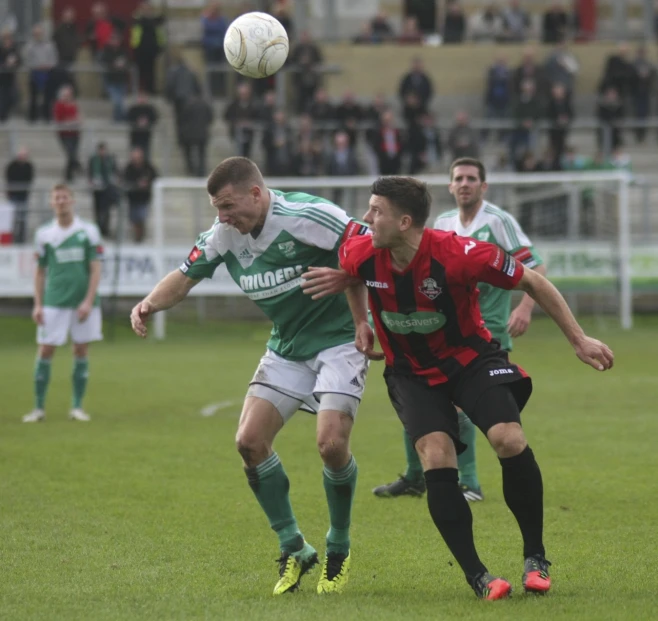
[384,350,532,451]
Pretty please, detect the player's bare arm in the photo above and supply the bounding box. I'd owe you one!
[300,266,360,300]
[514,267,614,371]
[130,270,200,338]
[78,260,102,322]
[32,265,46,325]
[508,263,547,338]
[345,281,384,361]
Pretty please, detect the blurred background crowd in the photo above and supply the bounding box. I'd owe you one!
[0,0,656,244]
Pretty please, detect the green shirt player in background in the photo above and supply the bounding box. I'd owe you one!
[23,184,103,423]
[129,157,370,596]
[372,157,546,501]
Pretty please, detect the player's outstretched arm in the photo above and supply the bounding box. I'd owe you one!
[515,268,614,371]
[300,266,361,300]
[130,269,200,338]
[345,281,384,361]
[508,263,547,337]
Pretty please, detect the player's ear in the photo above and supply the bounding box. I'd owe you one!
[448,182,455,196]
[481,181,488,193]
[399,214,413,232]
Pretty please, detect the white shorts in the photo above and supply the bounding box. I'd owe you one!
[37,306,103,346]
[247,342,369,422]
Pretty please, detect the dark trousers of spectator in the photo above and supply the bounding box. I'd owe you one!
[233,131,254,158]
[93,188,115,238]
[597,124,622,152]
[11,199,28,243]
[377,154,402,175]
[509,127,533,164]
[131,133,152,160]
[482,102,509,141]
[58,134,82,181]
[128,200,149,243]
[409,151,427,175]
[204,47,226,97]
[29,71,50,122]
[633,95,650,142]
[182,140,208,177]
[0,81,15,121]
[136,52,158,94]
[104,81,127,121]
[549,127,568,161]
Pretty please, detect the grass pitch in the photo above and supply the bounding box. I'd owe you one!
[1,315,656,620]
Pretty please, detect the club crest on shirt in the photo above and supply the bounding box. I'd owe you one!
[477,231,490,241]
[419,277,442,300]
[278,241,296,258]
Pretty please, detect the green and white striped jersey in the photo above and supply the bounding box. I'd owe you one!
[181,190,367,361]
[34,216,102,309]
[434,201,542,351]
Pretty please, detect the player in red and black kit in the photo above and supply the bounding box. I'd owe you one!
[338,176,614,600]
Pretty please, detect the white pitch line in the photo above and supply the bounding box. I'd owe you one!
[199,400,236,417]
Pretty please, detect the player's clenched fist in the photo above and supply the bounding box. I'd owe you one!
[573,336,614,371]
[130,300,155,338]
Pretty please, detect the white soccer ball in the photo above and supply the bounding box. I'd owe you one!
[223,12,289,79]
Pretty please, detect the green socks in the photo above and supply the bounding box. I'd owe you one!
[245,453,303,553]
[403,431,424,482]
[34,358,51,409]
[323,455,358,554]
[72,357,89,409]
[457,410,480,490]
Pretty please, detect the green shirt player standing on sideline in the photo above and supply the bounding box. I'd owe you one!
[371,157,547,501]
[129,157,370,596]
[23,184,103,423]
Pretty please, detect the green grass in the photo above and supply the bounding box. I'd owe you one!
[1,315,656,620]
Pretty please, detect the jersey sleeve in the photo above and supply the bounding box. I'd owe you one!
[490,210,543,268]
[85,223,103,262]
[339,235,369,278]
[445,234,524,290]
[179,222,224,280]
[34,229,47,268]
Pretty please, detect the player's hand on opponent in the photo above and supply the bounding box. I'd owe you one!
[507,305,532,338]
[32,305,44,325]
[130,300,156,338]
[77,300,93,322]
[355,321,385,361]
[573,336,614,371]
[301,267,360,300]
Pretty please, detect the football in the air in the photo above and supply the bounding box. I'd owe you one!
[223,12,289,79]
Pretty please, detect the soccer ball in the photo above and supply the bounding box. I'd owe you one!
[223,12,289,79]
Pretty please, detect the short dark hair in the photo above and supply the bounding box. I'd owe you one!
[206,157,265,196]
[449,157,487,182]
[370,176,431,228]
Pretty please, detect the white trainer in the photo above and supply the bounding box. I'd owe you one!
[22,409,45,423]
[69,408,91,422]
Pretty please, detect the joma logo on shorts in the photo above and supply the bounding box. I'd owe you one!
[489,368,514,376]
[240,265,303,291]
[365,280,388,289]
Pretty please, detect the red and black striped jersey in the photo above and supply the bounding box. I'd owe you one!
[340,228,525,386]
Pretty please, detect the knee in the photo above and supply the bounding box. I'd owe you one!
[235,428,270,466]
[487,423,527,458]
[416,432,457,470]
[39,345,56,360]
[317,432,349,468]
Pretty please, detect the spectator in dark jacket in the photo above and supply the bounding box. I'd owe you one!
[262,109,295,176]
[546,82,573,160]
[87,142,118,238]
[131,1,165,94]
[374,109,404,174]
[335,91,363,147]
[408,112,442,174]
[447,110,480,160]
[513,47,545,99]
[542,2,570,44]
[0,31,20,122]
[52,6,80,66]
[443,1,466,44]
[100,32,131,121]
[127,91,158,158]
[510,78,544,164]
[370,10,395,42]
[5,147,34,244]
[223,82,259,158]
[484,55,511,141]
[631,45,656,142]
[201,2,228,96]
[398,57,433,112]
[307,88,336,129]
[597,86,624,151]
[123,147,157,242]
[179,95,214,177]
[294,139,324,177]
[290,31,324,114]
[165,54,202,144]
[326,131,359,205]
[600,43,634,101]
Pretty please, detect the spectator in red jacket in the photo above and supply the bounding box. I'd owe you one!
[53,85,82,181]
